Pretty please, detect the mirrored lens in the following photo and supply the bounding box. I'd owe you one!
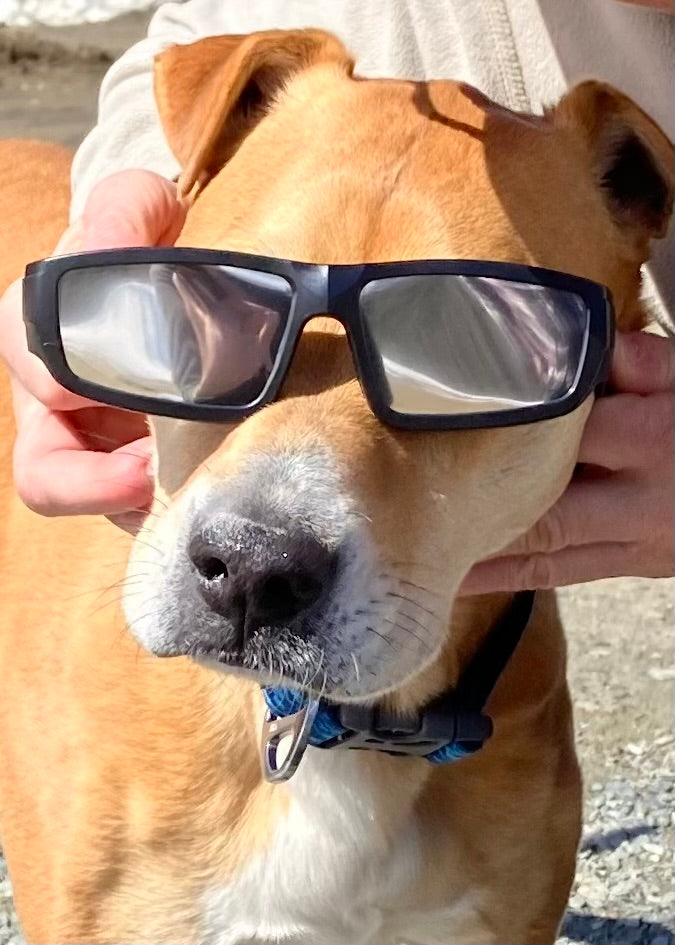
[58,263,292,404]
[360,275,589,416]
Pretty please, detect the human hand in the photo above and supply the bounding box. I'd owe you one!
[460,331,674,592]
[616,0,673,12]
[0,169,186,530]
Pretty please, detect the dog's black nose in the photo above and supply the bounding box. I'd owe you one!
[189,515,337,641]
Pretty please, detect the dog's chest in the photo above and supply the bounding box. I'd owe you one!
[198,750,478,944]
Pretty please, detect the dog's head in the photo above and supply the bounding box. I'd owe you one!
[125,29,673,708]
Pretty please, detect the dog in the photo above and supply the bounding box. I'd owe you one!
[0,28,672,945]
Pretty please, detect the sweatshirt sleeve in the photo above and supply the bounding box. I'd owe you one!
[69,1,224,221]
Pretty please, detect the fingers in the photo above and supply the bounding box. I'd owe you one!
[81,170,186,249]
[491,479,646,558]
[68,405,150,453]
[13,407,154,517]
[106,508,153,535]
[578,391,674,469]
[616,0,674,13]
[611,331,674,395]
[12,382,154,516]
[459,541,651,594]
[15,445,154,517]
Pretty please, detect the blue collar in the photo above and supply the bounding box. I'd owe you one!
[261,590,536,782]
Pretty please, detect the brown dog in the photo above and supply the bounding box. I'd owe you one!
[0,29,672,945]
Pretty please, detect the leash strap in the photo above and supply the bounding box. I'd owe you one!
[447,589,536,711]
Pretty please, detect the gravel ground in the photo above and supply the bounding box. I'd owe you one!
[557,578,674,945]
[0,18,673,945]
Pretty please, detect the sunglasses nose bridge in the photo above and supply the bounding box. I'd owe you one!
[292,262,363,346]
[280,286,364,405]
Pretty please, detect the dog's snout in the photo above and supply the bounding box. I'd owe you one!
[189,515,337,639]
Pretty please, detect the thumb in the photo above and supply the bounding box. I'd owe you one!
[81,169,187,250]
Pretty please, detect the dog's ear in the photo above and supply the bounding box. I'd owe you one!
[554,80,673,246]
[154,29,353,200]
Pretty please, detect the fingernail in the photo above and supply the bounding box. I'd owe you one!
[117,442,156,473]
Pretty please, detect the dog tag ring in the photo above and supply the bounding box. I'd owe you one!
[261,697,319,783]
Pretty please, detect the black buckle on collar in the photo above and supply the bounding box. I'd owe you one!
[318,700,493,758]
[317,589,536,759]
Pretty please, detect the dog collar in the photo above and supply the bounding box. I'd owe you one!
[261,590,536,782]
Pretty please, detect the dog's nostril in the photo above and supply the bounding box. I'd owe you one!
[194,554,229,581]
[292,573,324,605]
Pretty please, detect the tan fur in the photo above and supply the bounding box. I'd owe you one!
[0,31,672,944]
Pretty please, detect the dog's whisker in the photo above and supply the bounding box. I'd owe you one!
[119,508,164,522]
[121,569,160,579]
[393,578,445,599]
[365,625,397,651]
[387,561,449,577]
[348,509,373,524]
[375,572,444,600]
[130,537,165,557]
[350,651,361,684]
[77,430,145,449]
[385,591,443,619]
[133,641,145,665]
[86,591,145,620]
[59,574,152,604]
[381,617,433,655]
[390,602,440,631]
[87,473,156,490]
[125,612,164,643]
[85,578,151,607]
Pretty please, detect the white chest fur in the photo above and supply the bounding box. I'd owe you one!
[199,749,482,945]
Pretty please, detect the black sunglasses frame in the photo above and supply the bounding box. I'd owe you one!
[23,248,614,431]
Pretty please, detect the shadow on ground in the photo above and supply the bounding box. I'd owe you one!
[562,912,673,945]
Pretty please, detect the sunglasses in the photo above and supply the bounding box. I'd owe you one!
[23,249,614,430]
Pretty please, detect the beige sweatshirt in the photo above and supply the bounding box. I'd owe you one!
[70,0,674,322]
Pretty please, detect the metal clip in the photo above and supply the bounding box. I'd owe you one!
[260,697,320,783]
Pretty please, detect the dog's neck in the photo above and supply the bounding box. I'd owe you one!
[220,589,541,897]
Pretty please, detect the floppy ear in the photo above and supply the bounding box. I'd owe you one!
[554,80,673,246]
[154,29,353,200]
